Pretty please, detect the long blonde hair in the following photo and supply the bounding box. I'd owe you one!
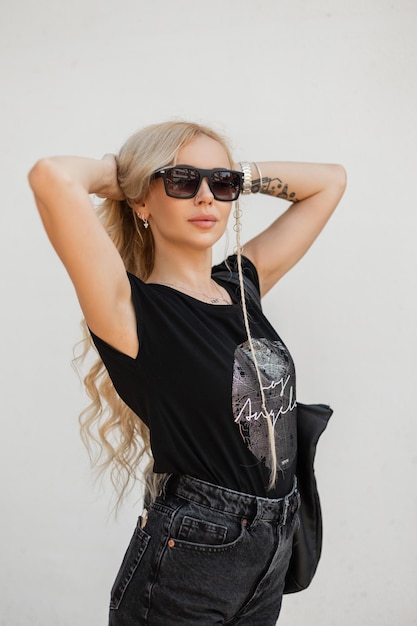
[77,121,277,509]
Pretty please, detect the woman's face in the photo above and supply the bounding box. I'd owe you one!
[140,135,233,253]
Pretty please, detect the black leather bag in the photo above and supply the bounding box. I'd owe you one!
[213,268,333,593]
[283,402,333,594]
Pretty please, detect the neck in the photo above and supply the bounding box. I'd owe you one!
[147,248,214,291]
[146,247,232,305]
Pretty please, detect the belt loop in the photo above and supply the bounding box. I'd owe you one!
[252,498,263,527]
[282,495,290,526]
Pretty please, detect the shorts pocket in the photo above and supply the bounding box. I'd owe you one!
[170,506,247,553]
[177,515,228,545]
[110,516,151,610]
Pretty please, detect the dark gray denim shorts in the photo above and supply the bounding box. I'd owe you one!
[109,474,300,626]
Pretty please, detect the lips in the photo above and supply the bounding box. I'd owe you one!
[188,214,218,228]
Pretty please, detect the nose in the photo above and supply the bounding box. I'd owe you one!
[194,177,214,204]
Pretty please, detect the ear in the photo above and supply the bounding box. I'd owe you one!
[132,199,150,220]
[132,198,145,209]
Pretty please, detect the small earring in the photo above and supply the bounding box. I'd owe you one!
[136,212,149,229]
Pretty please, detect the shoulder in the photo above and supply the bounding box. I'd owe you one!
[212,254,262,312]
[212,254,261,295]
[126,271,156,307]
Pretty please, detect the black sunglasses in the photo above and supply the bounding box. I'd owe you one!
[153,166,243,202]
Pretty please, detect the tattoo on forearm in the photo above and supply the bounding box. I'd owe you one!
[253,176,299,202]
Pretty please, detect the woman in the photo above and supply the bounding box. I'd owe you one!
[28,121,346,625]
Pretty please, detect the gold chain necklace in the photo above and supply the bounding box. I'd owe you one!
[157,280,231,305]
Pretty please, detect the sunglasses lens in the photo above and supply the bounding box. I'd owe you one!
[158,167,241,201]
[211,171,241,201]
[165,167,200,197]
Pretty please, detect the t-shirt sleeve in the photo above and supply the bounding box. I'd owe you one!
[88,271,143,362]
[86,272,148,419]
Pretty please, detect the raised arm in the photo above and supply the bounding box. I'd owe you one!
[28,156,138,357]
[241,161,347,296]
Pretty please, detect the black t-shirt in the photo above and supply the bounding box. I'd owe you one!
[91,255,297,498]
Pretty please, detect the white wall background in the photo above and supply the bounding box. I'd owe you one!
[1,0,416,624]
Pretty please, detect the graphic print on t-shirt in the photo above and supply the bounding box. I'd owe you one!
[232,337,297,471]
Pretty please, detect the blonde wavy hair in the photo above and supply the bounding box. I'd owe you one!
[77,120,277,510]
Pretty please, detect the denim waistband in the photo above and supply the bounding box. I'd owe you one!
[162,474,299,525]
